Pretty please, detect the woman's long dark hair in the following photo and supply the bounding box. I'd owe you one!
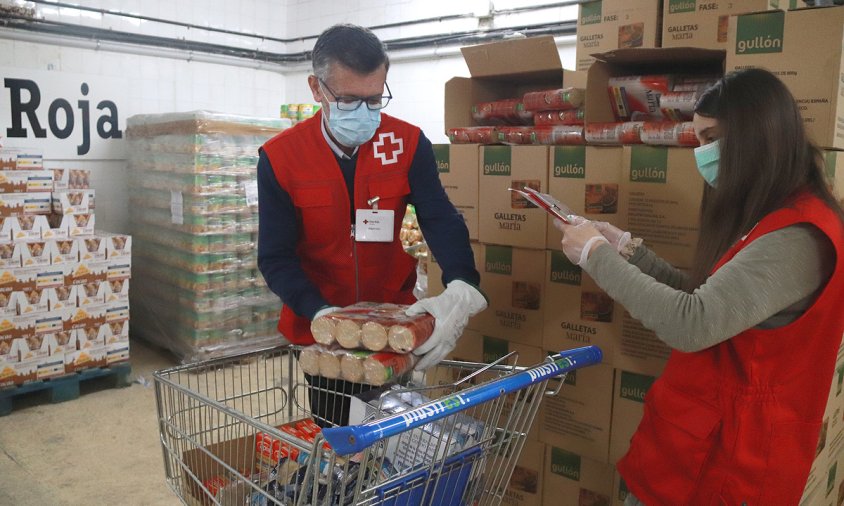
[689,68,844,289]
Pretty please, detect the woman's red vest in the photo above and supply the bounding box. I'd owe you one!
[618,192,844,505]
[262,111,420,344]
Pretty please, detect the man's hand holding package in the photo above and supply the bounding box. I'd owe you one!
[554,218,610,267]
[406,280,487,370]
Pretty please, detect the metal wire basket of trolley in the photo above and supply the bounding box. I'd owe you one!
[153,343,602,505]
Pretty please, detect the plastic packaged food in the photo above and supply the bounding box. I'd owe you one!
[531,126,586,146]
[363,352,417,386]
[584,122,644,145]
[640,122,700,147]
[659,91,699,122]
[497,126,535,145]
[447,127,500,145]
[310,302,434,353]
[607,75,673,121]
[533,108,585,126]
[522,88,586,112]
[471,99,533,125]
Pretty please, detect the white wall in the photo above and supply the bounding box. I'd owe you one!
[1,0,578,232]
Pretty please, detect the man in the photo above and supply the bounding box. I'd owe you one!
[257,24,486,425]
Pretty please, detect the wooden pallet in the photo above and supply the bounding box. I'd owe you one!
[0,363,132,416]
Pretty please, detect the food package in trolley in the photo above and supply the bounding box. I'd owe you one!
[348,385,485,472]
[310,302,435,353]
[299,344,418,386]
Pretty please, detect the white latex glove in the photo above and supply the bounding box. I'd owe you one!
[406,280,487,371]
[553,219,610,267]
[569,216,632,256]
[591,221,632,255]
[312,305,340,320]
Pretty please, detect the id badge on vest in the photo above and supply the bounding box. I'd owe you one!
[355,209,394,242]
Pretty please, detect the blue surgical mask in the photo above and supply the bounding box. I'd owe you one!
[694,140,720,187]
[325,102,381,147]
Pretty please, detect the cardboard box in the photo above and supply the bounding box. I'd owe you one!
[609,369,657,463]
[432,144,479,240]
[1,215,50,242]
[576,0,663,71]
[612,309,671,376]
[48,284,78,312]
[726,7,844,149]
[62,304,106,332]
[31,308,65,336]
[0,313,36,340]
[77,281,106,307]
[496,438,546,506]
[48,238,80,265]
[445,36,586,132]
[0,267,37,294]
[19,240,50,268]
[104,279,128,303]
[14,288,50,315]
[544,250,621,362]
[585,47,724,125]
[825,150,844,205]
[63,260,108,286]
[34,263,69,290]
[42,215,71,240]
[613,471,631,506]
[544,446,615,506]
[425,241,483,298]
[0,149,43,171]
[107,258,132,281]
[34,333,65,380]
[662,0,788,50]
[68,213,95,237]
[51,190,92,215]
[468,245,546,346]
[77,235,107,262]
[539,362,614,463]
[0,241,22,269]
[546,146,624,250]
[479,146,549,249]
[0,337,37,386]
[103,320,129,365]
[101,232,132,261]
[51,168,91,191]
[620,146,704,269]
[0,193,51,218]
[105,300,130,324]
[0,170,53,193]
[64,325,106,372]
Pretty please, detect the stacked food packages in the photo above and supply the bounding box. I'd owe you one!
[304,302,434,385]
[126,112,291,362]
[280,103,321,124]
[0,148,131,387]
[584,74,718,147]
[448,87,587,146]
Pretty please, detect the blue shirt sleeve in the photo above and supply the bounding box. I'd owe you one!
[257,149,329,319]
[408,132,481,287]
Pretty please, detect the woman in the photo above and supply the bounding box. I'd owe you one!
[556,68,844,505]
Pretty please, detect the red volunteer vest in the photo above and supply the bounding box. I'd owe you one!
[618,192,844,505]
[262,111,420,345]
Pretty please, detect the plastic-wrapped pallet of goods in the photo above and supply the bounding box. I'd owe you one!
[126,111,292,362]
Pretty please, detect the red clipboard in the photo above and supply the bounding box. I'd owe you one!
[507,186,578,224]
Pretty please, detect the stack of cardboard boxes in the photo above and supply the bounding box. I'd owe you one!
[428,2,844,504]
[0,148,131,388]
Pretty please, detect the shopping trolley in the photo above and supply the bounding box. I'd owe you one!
[154,344,602,505]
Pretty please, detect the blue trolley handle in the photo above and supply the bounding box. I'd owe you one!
[322,345,602,455]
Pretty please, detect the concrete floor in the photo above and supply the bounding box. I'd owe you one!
[0,339,182,505]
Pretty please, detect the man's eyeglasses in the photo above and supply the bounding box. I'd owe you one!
[319,79,392,111]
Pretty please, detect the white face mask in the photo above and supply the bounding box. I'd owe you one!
[325,102,381,147]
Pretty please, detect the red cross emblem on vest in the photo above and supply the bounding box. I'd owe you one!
[372,132,404,165]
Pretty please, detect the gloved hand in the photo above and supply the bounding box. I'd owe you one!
[569,216,632,256]
[406,280,487,371]
[553,219,610,266]
[312,305,340,320]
